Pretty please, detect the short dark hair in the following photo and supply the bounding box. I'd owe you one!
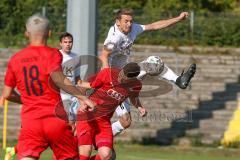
[59,32,73,42]
[123,62,140,78]
[116,9,133,20]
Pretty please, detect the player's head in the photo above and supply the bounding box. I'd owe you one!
[25,14,50,40]
[116,9,133,34]
[118,62,140,83]
[59,32,73,54]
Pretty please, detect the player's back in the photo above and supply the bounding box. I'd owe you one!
[5,45,62,119]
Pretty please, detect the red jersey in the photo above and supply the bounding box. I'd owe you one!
[79,68,142,120]
[4,45,62,120]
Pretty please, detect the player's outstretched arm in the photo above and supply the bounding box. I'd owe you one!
[144,12,189,31]
[51,71,89,99]
[1,86,22,104]
[51,71,96,111]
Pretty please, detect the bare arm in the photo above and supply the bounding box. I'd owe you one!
[51,71,96,110]
[99,47,111,69]
[51,71,89,100]
[129,96,147,117]
[129,96,142,108]
[2,85,22,104]
[145,12,189,31]
[77,80,91,89]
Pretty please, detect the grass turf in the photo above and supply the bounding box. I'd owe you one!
[1,143,239,160]
[37,144,240,160]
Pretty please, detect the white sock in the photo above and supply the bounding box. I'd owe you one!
[160,65,179,82]
[137,70,147,80]
[112,120,125,136]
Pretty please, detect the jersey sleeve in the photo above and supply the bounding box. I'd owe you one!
[47,49,63,74]
[104,27,118,45]
[103,26,120,51]
[90,69,107,88]
[132,23,145,36]
[4,60,16,88]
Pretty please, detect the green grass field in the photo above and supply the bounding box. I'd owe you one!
[39,144,240,160]
[1,143,240,160]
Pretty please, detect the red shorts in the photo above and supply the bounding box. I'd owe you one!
[76,118,113,149]
[17,117,78,160]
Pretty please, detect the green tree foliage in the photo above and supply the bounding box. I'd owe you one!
[0,0,239,47]
[0,0,66,47]
[99,0,240,47]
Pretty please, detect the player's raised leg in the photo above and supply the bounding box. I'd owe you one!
[139,56,196,89]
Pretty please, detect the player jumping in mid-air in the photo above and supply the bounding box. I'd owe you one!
[99,8,196,137]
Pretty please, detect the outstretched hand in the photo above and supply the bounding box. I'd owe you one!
[138,107,147,117]
[178,12,189,20]
[0,96,5,107]
[78,98,96,112]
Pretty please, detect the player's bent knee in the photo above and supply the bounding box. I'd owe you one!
[98,147,112,160]
[119,113,132,129]
[78,145,92,157]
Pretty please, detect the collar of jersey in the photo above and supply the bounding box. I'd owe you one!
[114,23,129,36]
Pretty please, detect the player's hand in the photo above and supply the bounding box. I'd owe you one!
[0,96,5,107]
[78,98,96,112]
[178,12,189,20]
[138,107,147,117]
[83,98,96,112]
[78,100,88,112]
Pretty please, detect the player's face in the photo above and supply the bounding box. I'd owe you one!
[118,70,136,84]
[60,36,73,54]
[117,15,133,34]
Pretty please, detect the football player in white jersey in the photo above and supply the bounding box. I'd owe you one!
[59,32,81,121]
[99,9,196,138]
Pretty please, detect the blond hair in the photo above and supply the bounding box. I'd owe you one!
[26,14,50,36]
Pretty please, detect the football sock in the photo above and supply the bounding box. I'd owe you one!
[112,120,124,136]
[161,65,178,82]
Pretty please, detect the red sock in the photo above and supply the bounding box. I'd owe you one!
[80,155,90,160]
[90,154,101,160]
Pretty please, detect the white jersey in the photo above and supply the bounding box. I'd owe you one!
[104,23,145,68]
[60,50,80,100]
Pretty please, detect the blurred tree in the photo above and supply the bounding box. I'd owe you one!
[0,0,240,47]
[0,0,66,47]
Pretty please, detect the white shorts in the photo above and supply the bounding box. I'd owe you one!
[115,99,131,117]
[63,97,80,121]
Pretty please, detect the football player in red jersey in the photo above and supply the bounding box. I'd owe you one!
[1,14,95,160]
[74,62,147,160]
